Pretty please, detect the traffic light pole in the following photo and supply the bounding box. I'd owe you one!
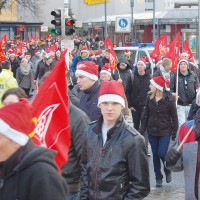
[61,8,66,38]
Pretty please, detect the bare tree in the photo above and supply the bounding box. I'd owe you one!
[0,0,45,17]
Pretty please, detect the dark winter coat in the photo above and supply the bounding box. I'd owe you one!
[126,70,151,108]
[80,114,150,200]
[187,99,200,120]
[170,71,199,105]
[34,59,45,80]
[112,57,133,91]
[0,140,68,200]
[10,58,20,78]
[140,92,178,136]
[62,103,90,192]
[80,80,101,121]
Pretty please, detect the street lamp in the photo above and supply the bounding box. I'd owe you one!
[153,0,156,43]
[130,0,134,40]
[104,0,108,39]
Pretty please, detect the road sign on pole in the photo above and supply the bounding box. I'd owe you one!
[115,17,131,33]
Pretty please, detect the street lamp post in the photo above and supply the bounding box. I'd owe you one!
[153,0,156,43]
[104,0,108,39]
[130,0,134,40]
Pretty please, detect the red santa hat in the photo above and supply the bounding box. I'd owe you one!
[124,49,131,55]
[95,51,101,57]
[150,76,166,91]
[100,63,112,76]
[98,80,125,108]
[137,58,146,68]
[76,61,98,81]
[35,49,40,54]
[8,49,16,57]
[81,47,89,53]
[0,98,36,146]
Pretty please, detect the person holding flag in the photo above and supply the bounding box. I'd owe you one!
[170,59,199,127]
[165,107,200,199]
[0,99,68,200]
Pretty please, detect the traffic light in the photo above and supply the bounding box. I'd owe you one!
[51,9,62,36]
[65,18,75,35]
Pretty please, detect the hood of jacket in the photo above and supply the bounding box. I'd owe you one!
[117,57,130,70]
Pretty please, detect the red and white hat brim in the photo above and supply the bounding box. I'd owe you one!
[0,119,29,146]
[98,94,125,108]
[75,69,98,81]
[150,79,163,91]
[100,70,111,76]
[137,61,146,68]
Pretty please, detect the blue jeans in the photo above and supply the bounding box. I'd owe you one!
[148,134,171,179]
[68,192,79,200]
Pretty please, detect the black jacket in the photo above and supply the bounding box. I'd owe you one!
[141,92,178,136]
[10,58,20,78]
[62,103,90,192]
[80,80,101,121]
[170,71,199,105]
[0,140,68,200]
[80,115,150,200]
[126,70,151,108]
[187,99,200,120]
[112,57,133,91]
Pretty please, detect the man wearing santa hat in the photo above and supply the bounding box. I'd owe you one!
[0,99,68,200]
[75,61,101,121]
[80,80,150,200]
[71,47,91,74]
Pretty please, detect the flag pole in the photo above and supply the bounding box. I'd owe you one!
[175,63,179,106]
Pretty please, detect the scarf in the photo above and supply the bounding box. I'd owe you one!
[20,64,30,75]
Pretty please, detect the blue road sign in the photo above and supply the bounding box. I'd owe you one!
[118,18,128,28]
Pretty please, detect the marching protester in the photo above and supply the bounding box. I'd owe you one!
[8,49,20,78]
[165,106,200,200]
[112,57,133,92]
[71,47,91,74]
[1,87,27,106]
[170,59,199,127]
[16,58,35,97]
[0,60,18,106]
[80,80,150,199]
[75,61,101,121]
[0,99,68,200]
[140,76,178,187]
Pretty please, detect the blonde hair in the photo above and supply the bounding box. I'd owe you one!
[150,88,163,99]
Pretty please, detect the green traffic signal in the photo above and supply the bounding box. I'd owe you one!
[51,28,61,36]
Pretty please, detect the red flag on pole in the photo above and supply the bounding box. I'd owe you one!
[1,34,7,46]
[31,49,71,171]
[166,32,181,72]
[0,42,6,64]
[183,40,195,63]
[104,36,117,70]
[150,34,168,60]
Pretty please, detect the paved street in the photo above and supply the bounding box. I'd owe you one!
[127,113,185,200]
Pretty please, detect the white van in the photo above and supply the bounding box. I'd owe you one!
[114,46,155,75]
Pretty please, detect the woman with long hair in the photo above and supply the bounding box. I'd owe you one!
[140,76,178,187]
[16,58,35,97]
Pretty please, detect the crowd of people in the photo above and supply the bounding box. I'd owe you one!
[0,35,200,199]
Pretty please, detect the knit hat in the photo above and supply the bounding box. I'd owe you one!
[178,59,189,66]
[0,98,36,146]
[100,63,111,76]
[76,61,98,81]
[137,58,146,68]
[150,76,166,91]
[98,80,125,108]
[81,47,89,53]
[124,49,131,55]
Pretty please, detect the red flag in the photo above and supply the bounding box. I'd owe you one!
[183,40,195,63]
[104,36,117,70]
[150,34,168,60]
[0,34,7,46]
[166,32,181,72]
[31,49,71,171]
[0,43,6,64]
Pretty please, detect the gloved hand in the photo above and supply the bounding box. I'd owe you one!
[165,148,181,166]
[171,132,176,141]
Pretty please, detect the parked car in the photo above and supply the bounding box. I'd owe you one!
[114,44,155,75]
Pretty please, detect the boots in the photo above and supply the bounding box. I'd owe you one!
[156,176,163,187]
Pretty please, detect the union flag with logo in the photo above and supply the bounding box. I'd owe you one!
[31,49,70,170]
